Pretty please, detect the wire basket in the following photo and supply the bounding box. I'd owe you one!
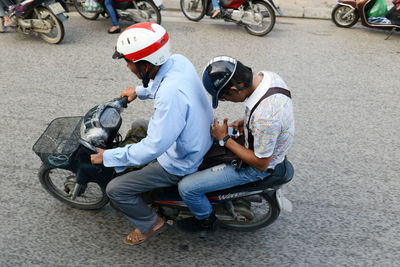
[33,116,83,167]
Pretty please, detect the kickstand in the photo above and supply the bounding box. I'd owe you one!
[385,27,396,40]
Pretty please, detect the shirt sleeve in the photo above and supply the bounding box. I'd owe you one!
[136,82,155,100]
[103,89,187,170]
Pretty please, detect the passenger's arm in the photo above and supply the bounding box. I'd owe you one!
[212,118,272,171]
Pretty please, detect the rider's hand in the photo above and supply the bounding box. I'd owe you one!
[119,87,137,103]
[211,118,229,140]
[229,119,245,135]
[90,148,105,165]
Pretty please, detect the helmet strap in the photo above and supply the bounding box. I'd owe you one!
[136,61,155,88]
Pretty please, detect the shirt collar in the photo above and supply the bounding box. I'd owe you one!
[244,71,269,110]
[150,56,174,94]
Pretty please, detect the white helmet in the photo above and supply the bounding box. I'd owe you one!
[112,22,171,66]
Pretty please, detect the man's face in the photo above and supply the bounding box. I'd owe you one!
[126,61,141,79]
[219,83,247,103]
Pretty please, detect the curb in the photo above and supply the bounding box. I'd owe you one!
[163,0,333,19]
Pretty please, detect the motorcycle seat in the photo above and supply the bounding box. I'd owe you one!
[152,159,294,202]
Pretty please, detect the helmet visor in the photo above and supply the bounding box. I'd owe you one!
[112,46,124,59]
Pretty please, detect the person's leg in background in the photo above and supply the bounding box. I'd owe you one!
[104,0,120,33]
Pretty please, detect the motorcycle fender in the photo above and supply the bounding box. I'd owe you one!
[337,0,357,9]
[275,189,292,212]
[45,1,69,21]
[265,0,283,16]
[55,12,68,21]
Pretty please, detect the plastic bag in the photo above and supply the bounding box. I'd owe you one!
[83,0,104,13]
[367,0,388,18]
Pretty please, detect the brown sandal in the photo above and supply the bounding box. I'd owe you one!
[123,218,167,245]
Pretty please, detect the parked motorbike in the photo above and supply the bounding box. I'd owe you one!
[73,0,161,24]
[180,0,282,36]
[32,97,294,231]
[0,0,68,44]
[332,0,400,37]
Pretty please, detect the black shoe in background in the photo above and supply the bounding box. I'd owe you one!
[177,213,219,233]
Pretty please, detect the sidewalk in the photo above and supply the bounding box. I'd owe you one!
[163,0,337,19]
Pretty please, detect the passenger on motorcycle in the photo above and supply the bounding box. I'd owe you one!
[177,56,295,233]
[90,22,214,245]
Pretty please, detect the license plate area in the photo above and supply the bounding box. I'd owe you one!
[48,2,65,15]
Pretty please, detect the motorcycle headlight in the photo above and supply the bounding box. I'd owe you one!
[100,107,121,128]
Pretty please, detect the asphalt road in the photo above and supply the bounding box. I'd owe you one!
[0,11,400,267]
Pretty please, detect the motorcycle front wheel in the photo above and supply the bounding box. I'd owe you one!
[38,165,109,210]
[244,0,275,36]
[180,0,205,21]
[331,4,359,28]
[34,7,65,44]
[218,193,280,231]
[73,0,100,20]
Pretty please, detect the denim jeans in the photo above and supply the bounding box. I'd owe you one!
[104,0,119,26]
[178,163,271,219]
[211,0,220,11]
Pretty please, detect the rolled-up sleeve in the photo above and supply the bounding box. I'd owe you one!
[103,89,187,171]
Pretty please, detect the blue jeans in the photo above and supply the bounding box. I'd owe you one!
[104,0,119,26]
[211,0,220,11]
[178,164,271,219]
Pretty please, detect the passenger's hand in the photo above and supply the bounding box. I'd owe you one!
[90,148,105,165]
[211,118,229,140]
[229,119,245,135]
[119,87,137,103]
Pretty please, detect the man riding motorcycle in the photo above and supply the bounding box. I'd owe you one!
[177,56,295,233]
[90,22,213,245]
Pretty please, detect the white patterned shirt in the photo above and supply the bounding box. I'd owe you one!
[244,71,295,169]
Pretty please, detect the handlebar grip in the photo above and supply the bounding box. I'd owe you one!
[119,96,128,108]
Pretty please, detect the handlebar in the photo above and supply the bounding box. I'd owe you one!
[118,96,128,108]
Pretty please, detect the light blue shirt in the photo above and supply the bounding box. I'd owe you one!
[103,54,213,176]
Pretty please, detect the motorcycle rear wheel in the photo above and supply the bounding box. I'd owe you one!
[34,7,65,44]
[331,4,359,28]
[38,165,109,210]
[180,0,205,21]
[134,0,161,24]
[73,0,100,20]
[244,0,275,36]
[219,193,280,231]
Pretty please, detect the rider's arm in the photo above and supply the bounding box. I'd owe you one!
[225,139,272,171]
[103,89,187,171]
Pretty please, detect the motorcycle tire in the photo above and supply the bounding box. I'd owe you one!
[73,0,100,20]
[135,0,162,24]
[219,193,280,231]
[34,7,65,44]
[244,0,275,36]
[331,4,359,28]
[180,0,205,21]
[38,164,110,210]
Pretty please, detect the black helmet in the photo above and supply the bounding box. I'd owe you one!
[202,56,253,108]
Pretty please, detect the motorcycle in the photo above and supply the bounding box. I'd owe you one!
[332,0,400,38]
[180,0,282,36]
[32,97,294,231]
[0,0,68,44]
[73,0,161,25]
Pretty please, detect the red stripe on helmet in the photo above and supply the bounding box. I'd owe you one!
[125,22,156,33]
[124,32,169,62]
